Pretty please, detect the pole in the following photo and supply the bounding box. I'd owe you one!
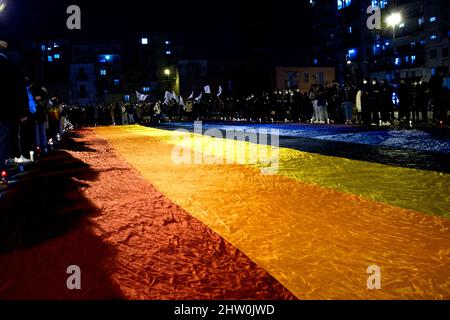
[393,25,397,54]
[18,123,22,157]
[392,25,397,80]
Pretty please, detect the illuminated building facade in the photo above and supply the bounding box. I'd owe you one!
[309,0,449,83]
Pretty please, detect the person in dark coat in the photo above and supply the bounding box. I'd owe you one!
[397,80,411,122]
[419,81,429,123]
[0,41,28,169]
[380,80,393,125]
[360,80,371,125]
[429,67,446,127]
[29,82,49,151]
[369,79,381,125]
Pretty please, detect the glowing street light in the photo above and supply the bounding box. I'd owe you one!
[386,12,402,80]
[386,13,402,28]
[0,1,7,14]
[164,69,172,90]
[386,12,402,42]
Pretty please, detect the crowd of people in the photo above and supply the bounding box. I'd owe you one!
[0,40,67,174]
[67,68,448,130]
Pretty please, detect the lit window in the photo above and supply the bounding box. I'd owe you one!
[418,17,424,26]
[165,50,172,55]
[395,57,401,65]
[141,38,148,45]
[54,54,60,59]
[411,55,416,63]
[100,69,107,76]
[373,44,381,55]
[99,55,113,63]
[142,87,151,92]
[430,35,437,40]
[337,0,352,10]
[429,17,437,23]
[347,48,358,60]
[313,58,319,65]
[165,40,170,45]
[47,56,53,62]
[371,1,388,9]
[114,79,120,86]
[392,92,399,105]
[348,26,353,34]
[124,95,130,102]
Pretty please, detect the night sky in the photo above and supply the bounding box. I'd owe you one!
[1,0,311,64]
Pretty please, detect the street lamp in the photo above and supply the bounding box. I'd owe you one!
[386,13,402,80]
[386,13,402,39]
[0,1,7,14]
[164,68,171,90]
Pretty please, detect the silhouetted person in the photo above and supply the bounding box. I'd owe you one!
[360,80,371,125]
[369,79,381,125]
[29,83,49,151]
[411,81,426,122]
[0,41,28,169]
[397,80,411,122]
[419,82,429,123]
[341,82,354,125]
[429,68,446,127]
[380,80,393,125]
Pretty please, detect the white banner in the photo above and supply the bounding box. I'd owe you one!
[164,91,173,105]
[172,91,180,103]
[195,92,203,102]
[136,91,149,101]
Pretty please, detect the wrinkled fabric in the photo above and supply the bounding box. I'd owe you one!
[105,125,450,217]
[96,125,450,300]
[156,123,450,173]
[0,129,294,300]
[164,122,450,154]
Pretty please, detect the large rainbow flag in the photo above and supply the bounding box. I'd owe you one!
[95,124,450,300]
